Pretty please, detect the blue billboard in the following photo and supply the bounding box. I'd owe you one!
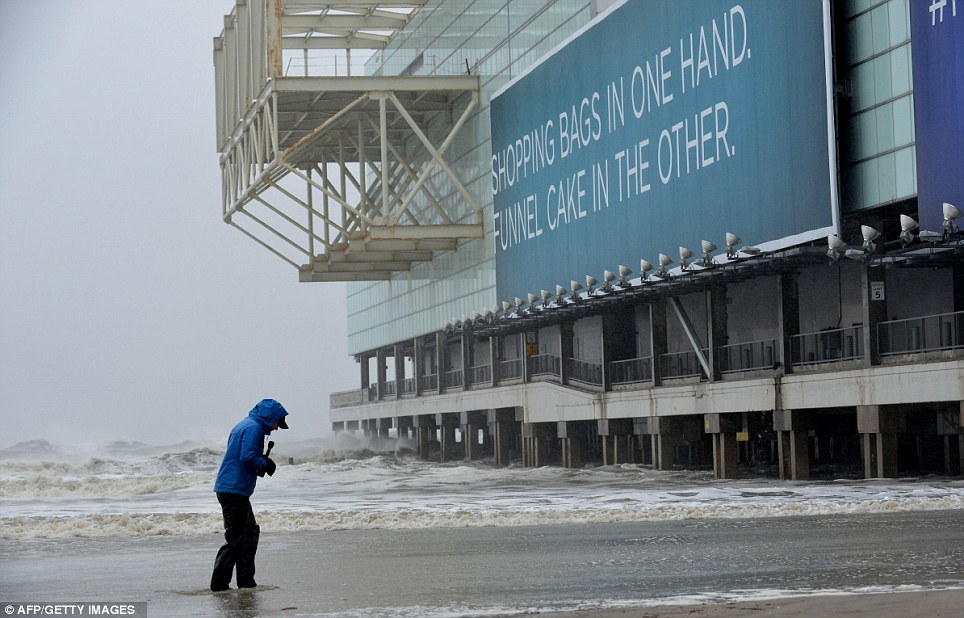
[490,0,837,302]
[910,0,963,233]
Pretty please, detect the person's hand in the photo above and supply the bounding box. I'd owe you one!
[264,457,277,477]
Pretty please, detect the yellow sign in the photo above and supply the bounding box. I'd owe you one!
[736,431,750,442]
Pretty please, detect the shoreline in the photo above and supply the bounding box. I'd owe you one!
[533,588,964,617]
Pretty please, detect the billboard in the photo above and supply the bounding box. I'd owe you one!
[910,0,963,232]
[490,0,837,302]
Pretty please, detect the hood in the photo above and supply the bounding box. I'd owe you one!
[248,398,289,430]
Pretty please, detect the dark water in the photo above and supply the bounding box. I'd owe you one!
[1,510,962,617]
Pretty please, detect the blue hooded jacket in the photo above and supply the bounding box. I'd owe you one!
[214,399,289,497]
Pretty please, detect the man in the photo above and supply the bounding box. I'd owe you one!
[211,398,289,591]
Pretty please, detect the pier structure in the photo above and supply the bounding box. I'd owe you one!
[211,1,964,482]
[331,246,964,480]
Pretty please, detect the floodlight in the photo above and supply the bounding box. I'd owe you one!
[555,284,567,304]
[679,246,694,271]
[944,202,962,238]
[514,297,526,316]
[586,275,598,296]
[617,265,632,287]
[602,270,616,293]
[698,240,718,267]
[540,289,552,308]
[725,232,741,258]
[569,280,583,303]
[527,292,539,308]
[861,225,881,253]
[501,300,512,314]
[827,234,846,262]
[899,215,918,246]
[655,253,673,278]
[639,259,653,281]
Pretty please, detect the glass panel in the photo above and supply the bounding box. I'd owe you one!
[871,4,890,55]
[860,158,880,209]
[859,110,878,159]
[892,95,913,147]
[888,0,909,45]
[877,151,897,203]
[890,44,910,96]
[854,12,875,62]
[854,61,874,111]
[876,102,895,151]
[874,54,893,104]
[894,146,915,199]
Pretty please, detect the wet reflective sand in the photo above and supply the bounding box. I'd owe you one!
[1,510,962,617]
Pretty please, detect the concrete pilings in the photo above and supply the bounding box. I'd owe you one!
[331,400,964,479]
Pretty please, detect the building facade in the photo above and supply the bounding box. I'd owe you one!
[214,0,963,480]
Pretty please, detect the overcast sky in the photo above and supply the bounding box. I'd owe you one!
[0,1,360,448]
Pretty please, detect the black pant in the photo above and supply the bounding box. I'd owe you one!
[211,493,260,590]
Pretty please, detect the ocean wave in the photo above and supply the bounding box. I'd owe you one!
[0,472,209,498]
[3,494,961,540]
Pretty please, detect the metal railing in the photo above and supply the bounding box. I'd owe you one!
[565,357,603,386]
[419,373,438,392]
[878,310,964,356]
[402,377,416,395]
[659,349,708,379]
[469,364,492,385]
[791,326,864,366]
[528,353,561,378]
[719,338,778,374]
[497,358,523,381]
[608,357,653,385]
[442,369,463,389]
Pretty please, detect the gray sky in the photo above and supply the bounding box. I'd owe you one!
[0,1,359,448]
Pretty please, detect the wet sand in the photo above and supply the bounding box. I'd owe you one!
[535,588,964,617]
[2,510,962,617]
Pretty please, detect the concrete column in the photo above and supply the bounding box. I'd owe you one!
[376,349,388,399]
[861,264,888,367]
[773,409,810,480]
[598,419,634,465]
[704,413,739,479]
[396,416,414,443]
[376,417,392,447]
[777,272,799,373]
[522,423,554,467]
[557,421,584,468]
[708,287,727,381]
[487,408,517,467]
[360,353,371,391]
[857,405,903,478]
[413,414,436,460]
[649,300,668,386]
[461,411,486,462]
[489,336,498,387]
[461,329,472,388]
[436,413,460,462]
[435,332,446,395]
[560,322,574,385]
[635,417,677,470]
[413,337,423,396]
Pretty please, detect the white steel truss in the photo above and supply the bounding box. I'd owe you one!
[214,0,482,281]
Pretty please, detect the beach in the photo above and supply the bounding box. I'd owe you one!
[1,441,962,616]
[2,512,962,617]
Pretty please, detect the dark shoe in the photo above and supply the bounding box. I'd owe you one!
[237,580,257,589]
[211,583,231,592]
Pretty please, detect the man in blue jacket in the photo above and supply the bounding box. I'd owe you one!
[211,398,289,591]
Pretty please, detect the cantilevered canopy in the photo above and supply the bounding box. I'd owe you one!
[214,0,482,281]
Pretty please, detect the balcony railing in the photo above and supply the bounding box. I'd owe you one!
[719,338,778,374]
[791,326,864,366]
[660,349,708,379]
[528,353,561,378]
[497,358,523,381]
[420,373,438,392]
[609,356,653,385]
[878,310,964,356]
[442,369,463,389]
[333,312,960,410]
[469,364,492,385]
[565,357,603,386]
